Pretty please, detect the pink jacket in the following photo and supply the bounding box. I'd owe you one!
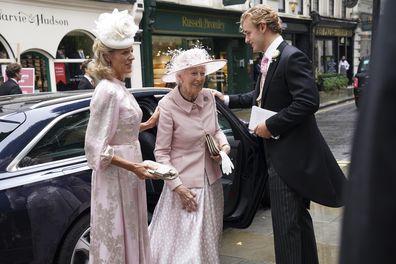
[155,87,229,190]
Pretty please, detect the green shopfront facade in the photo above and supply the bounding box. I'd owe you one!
[142,2,252,94]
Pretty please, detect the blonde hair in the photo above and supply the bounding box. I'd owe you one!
[92,39,114,80]
[240,4,282,34]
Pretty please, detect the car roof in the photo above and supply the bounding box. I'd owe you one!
[0,87,169,117]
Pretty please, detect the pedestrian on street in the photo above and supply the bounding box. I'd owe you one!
[0,63,22,96]
[338,55,350,75]
[212,4,346,263]
[78,59,95,90]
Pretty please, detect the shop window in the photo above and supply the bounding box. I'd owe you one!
[55,31,94,91]
[311,0,319,12]
[0,41,9,59]
[57,31,94,59]
[297,0,303,14]
[278,0,285,12]
[315,39,337,75]
[0,39,13,86]
[20,52,50,93]
[152,35,228,92]
[329,0,334,16]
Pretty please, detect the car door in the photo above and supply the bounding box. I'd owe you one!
[216,100,267,228]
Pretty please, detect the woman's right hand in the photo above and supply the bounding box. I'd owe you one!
[131,163,160,180]
[174,185,197,212]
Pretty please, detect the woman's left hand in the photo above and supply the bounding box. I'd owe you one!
[210,154,222,163]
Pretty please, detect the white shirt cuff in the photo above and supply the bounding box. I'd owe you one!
[224,95,230,106]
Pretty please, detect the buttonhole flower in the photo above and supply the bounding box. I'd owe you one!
[271,49,280,62]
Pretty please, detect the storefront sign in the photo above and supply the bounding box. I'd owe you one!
[182,16,225,31]
[154,9,241,37]
[2,67,35,94]
[315,27,353,37]
[0,9,69,27]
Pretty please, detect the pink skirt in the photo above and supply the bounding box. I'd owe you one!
[149,174,224,264]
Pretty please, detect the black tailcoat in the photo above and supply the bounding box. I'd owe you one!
[230,41,346,207]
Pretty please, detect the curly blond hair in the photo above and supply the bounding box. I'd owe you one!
[240,4,282,34]
[92,39,114,80]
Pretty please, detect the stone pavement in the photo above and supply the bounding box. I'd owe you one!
[220,87,353,264]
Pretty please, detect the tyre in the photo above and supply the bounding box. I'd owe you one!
[57,213,90,264]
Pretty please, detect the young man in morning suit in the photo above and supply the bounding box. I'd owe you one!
[213,5,346,264]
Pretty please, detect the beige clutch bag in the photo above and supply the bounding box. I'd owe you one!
[205,134,220,156]
[143,160,178,180]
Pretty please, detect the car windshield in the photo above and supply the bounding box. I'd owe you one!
[0,112,26,143]
[358,57,370,73]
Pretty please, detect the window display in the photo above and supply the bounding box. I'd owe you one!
[152,35,228,91]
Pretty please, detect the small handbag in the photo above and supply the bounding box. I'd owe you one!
[143,160,178,180]
[205,133,220,156]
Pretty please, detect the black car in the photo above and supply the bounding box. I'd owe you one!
[353,55,370,107]
[0,89,267,264]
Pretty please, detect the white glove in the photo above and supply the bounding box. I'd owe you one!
[219,151,234,175]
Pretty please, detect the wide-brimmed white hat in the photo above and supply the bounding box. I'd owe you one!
[94,9,138,49]
[162,48,227,83]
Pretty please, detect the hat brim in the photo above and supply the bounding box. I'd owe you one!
[100,38,135,49]
[161,59,227,83]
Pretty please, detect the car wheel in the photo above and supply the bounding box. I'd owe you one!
[57,213,90,264]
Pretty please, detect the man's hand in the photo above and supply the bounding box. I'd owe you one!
[211,90,225,102]
[254,121,272,139]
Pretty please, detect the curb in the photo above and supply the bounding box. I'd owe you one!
[319,96,354,109]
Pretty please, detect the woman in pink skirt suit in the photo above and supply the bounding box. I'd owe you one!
[149,48,234,264]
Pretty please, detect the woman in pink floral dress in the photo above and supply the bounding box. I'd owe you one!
[85,9,158,264]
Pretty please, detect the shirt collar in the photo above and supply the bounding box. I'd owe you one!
[264,35,284,62]
[10,78,18,84]
[84,74,93,82]
[173,86,204,113]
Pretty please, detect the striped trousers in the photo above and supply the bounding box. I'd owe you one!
[268,163,319,264]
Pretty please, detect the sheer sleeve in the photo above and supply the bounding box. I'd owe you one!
[85,83,120,171]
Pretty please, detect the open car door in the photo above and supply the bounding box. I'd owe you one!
[216,99,268,228]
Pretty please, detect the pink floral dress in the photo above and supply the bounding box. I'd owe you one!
[85,79,151,264]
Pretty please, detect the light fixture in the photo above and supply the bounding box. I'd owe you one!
[289,1,298,13]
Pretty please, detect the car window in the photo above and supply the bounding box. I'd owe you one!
[19,110,89,167]
[0,112,26,143]
[358,57,370,73]
[218,110,234,138]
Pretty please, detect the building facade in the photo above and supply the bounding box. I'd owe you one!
[141,0,359,94]
[0,0,144,92]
